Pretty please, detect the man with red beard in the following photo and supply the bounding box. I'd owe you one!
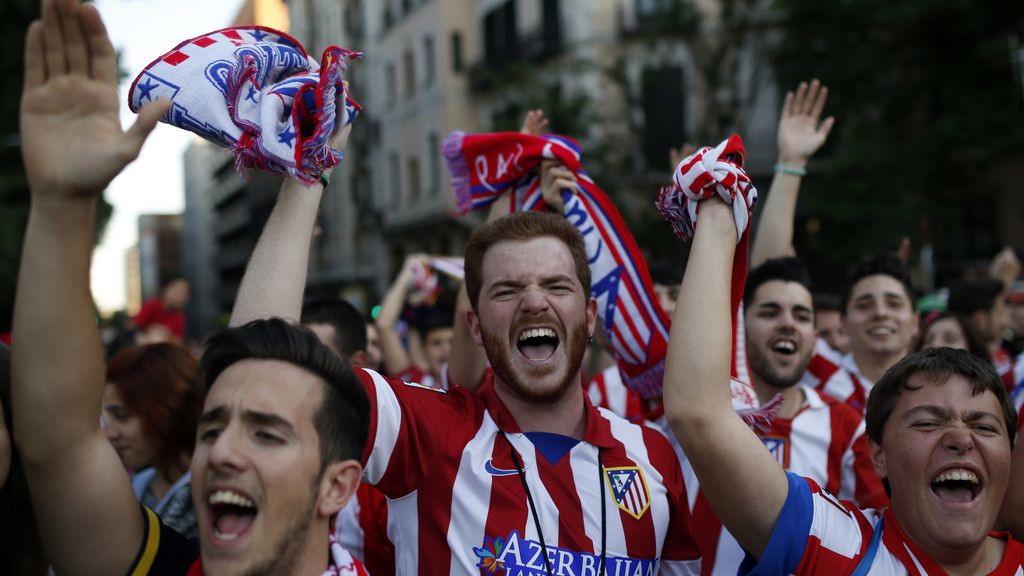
[230,200,700,572]
[690,256,887,574]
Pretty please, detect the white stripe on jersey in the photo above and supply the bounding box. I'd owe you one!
[363,368,402,484]
[445,415,498,572]
[387,488,419,574]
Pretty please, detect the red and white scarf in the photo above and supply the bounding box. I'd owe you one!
[129,26,362,185]
[656,135,780,424]
[445,131,672,398]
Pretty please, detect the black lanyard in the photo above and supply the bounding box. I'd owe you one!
[499,430,607,576]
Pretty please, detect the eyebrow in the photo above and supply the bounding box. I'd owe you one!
[489,275,577,291]
[197,406,297,433]
[902,405,1004,427]
[755,302,813,314]
[854,291,906,303]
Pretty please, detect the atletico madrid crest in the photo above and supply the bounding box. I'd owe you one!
[605,466,651,520]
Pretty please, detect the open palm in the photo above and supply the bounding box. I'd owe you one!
[777,79,834,164]
[20,0,167,199]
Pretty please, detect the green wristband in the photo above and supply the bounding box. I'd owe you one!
[774,164,807,177]
[319,173,330,188]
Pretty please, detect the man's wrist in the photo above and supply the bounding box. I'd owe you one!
[775,156,809,171]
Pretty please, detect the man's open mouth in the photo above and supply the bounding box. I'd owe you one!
[771,339,797,356]
[930,468,981,504]
[208,489,258,543]
[517,327,560,362]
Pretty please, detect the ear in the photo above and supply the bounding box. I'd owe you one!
[317,459,363,518]
[869,438,887,483]
[466,308,484,346]
[348,350,370,370]
[586,296,598,338]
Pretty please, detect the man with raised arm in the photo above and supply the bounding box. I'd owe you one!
[230,139,700,573]
[12,2,369,574]
[665,195,1023,575]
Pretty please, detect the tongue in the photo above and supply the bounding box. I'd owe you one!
[519,342,555,361]
[215,511,255,537]
[933,483,975,503]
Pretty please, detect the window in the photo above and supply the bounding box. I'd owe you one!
[641,66,685,170]
[428,133,440,196]
[484,0,517,67]
[385,62,397,108]
[403,50,416,99]
[407,156,421,203]
[450,32,463,73]
[423,35,436,87]
[389,152,401,206]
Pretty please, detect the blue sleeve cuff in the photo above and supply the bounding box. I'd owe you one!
[738,472,814,576]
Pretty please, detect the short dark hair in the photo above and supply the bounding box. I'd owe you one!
[814,293,842,313]
[947,278,1004,316]
[743,257,814,310]
[464,212,591,310]
[866,347,1017,452]
[301,297,368,356]
[198,319,369,468]
[649,260,684,287]
[840,254,915,315]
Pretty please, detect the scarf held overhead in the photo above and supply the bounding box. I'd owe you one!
[656,135,780,422]
[444,131,671,399]
[129,26,362,185]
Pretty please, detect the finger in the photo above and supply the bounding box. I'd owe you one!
[42,0,68,77]
[781,91,794,118]
[554,177,576,191]
[810,84,828,120]
[792,82,808,115]
[23,21,45,89]
[79,4,116,83]
[802,79,821,116]
[123,99,171,160]
[61,0,89,76]
[818,116,835,139]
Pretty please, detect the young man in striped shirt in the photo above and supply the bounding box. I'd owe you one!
[690,256,888,575]
[668,196,1023,575]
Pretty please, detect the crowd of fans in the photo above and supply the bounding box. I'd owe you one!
[2,1,1024,575]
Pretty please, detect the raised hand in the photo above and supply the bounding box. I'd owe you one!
[669,143,696,172]
[20,0,169,200]
[540,160,576,212]
[520,109,550,135]
[776,79,834,168]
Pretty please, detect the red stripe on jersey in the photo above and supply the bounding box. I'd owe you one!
[824,398,855,496]
[538,448,590,550]
[483,437,530,549]
[690,492,724,576]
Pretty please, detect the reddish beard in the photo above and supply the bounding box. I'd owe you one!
[481,318,590,403]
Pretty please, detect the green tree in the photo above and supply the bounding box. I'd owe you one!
[773,0,1024,285]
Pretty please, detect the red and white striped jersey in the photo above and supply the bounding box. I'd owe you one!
[357,368,701,575]
[803,347,873,413]
[689,385,888,575]
[335,484,394,575]
[585,365,647,423]
[742,473,1024,576]
[1012,384,1024,431]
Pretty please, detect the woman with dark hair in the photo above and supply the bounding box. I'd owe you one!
[103,343,201,537]
[915,311,991,361]
[0,344,48,575]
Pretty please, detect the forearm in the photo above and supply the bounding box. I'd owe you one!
[12,199,106,463]
[750,170,801,268]
[376,266,413,373]
[230,177,324,326]
[664,200,737,428]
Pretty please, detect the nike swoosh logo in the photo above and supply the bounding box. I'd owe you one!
[484,459,522,476]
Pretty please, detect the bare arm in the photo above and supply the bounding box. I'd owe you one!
[376,254,426,375]
[750,79,834,268]
[12,1,169,574]
[663,199,789,559]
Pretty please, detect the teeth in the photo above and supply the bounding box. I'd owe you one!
[773,341,796,353]
[213,528,240,541]
[868,327,895,336]
[209,490,255,508]
[518,328,556,342]
[933,469,979,484]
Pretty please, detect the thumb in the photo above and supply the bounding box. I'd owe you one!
[124,99,171,158]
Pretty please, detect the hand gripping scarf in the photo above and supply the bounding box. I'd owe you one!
[129,26,362,185]
[656,135,781,425]
[444,131,671,399]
